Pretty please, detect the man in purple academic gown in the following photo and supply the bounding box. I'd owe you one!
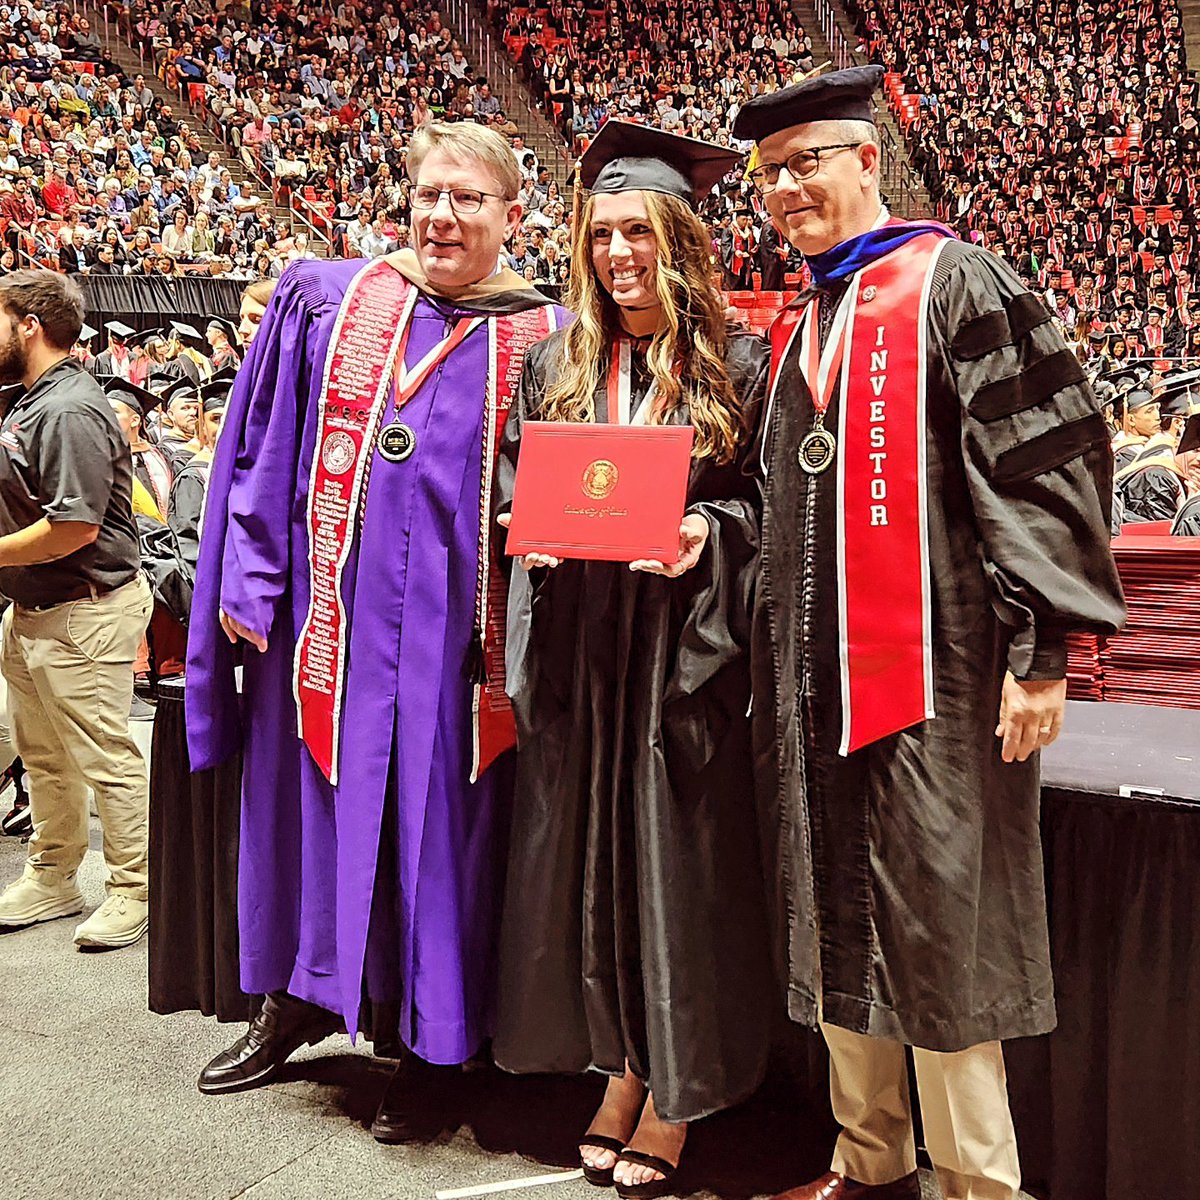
[185,122,567,1138]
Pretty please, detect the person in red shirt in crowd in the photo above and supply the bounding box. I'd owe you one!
[1,178,39,255]
[41,166,74,218]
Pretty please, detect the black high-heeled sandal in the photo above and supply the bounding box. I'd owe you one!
[579,1134,626,1187]
[613,1150,679,1200]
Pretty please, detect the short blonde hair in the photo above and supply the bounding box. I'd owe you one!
[406,121,521,199]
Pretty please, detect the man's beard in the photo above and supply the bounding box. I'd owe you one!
[0,329,27,385]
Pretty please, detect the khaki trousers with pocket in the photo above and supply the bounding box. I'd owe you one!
[2,575,153,897]
[822,1022,1022,1200]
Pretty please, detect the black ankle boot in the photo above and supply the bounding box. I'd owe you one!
[197,991,342,1095]
[371,1052,461,1144]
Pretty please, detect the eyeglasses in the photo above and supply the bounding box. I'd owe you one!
[748,143,864,193]
[411,185,510,214]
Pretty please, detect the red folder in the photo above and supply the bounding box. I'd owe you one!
[506,421,695,562]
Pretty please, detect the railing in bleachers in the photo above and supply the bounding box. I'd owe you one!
[808,0,924,213]
[443,0,573,177]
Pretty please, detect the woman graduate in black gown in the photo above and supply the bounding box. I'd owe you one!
[494,123,772,1198]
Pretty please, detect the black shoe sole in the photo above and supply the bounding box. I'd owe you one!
[371,1120,416,1145]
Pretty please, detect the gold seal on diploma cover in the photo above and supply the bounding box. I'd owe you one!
[581,459,619,499]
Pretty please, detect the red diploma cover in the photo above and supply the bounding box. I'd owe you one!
[506,422,695,562]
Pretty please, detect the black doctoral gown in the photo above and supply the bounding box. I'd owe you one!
[1172,493,1200,534]
[753,241,1126,1052]
[1114,437,1186,525]
[493,329,773,1123]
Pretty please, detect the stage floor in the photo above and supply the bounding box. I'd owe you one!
[0,819,1029,1200]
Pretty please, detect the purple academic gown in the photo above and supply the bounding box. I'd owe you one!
[186,259,554,1063]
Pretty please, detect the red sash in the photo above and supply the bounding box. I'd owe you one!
[295,260,556,785]
[766,233,948,755]
[471,305,557,783]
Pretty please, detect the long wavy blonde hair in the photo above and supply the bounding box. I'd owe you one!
[540,190,743,464]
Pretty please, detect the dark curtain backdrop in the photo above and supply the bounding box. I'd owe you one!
[1009,788,1200,1200]
[73,274,244,335]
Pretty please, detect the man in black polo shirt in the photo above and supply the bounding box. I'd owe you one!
[0,271,153,949]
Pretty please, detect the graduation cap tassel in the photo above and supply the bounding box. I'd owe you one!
[464,624,488,685]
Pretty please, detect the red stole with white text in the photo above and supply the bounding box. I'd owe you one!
[766,233,950,755]
[294,259,556,786]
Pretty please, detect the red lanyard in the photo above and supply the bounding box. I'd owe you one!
[392,310,485,412]
[801,292,852,420]
[606,336,660,424]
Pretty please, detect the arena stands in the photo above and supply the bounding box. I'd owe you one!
[0,2,297,280]
[1,0,1196,336]
[844,0,1200,363]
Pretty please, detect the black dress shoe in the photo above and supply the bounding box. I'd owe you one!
[371,1054,461,1143]
[197,991,342,1095]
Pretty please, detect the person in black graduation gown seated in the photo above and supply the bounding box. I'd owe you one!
[492,121,772,1200]
[100,376,174,520]
[156,376,202,473]
[1115,370,1198,526]
[168,369,235,575]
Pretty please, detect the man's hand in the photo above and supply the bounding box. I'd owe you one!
[219,608,268,653]
[995,672,1066,763]
[630,513,709,578]
[497,511,561,571]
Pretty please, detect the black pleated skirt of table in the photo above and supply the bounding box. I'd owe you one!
[1008,785,1200,1200]
[148,677,257,1024]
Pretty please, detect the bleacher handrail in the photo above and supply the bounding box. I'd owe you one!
[807,0,923,212]
[443,0,573,175]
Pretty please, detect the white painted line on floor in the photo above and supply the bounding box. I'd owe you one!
[434,1169,585,1200]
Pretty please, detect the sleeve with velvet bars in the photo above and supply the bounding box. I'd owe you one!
[184,262,331,771]
[932,244,1126,680]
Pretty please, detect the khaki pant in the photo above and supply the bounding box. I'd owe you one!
[822,1022,1022,1200]
[2,576,153,898]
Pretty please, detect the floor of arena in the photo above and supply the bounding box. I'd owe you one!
[0,722,1029,1200]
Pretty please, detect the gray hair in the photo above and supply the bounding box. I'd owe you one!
[407,122,521,200]
[826,118,881,146]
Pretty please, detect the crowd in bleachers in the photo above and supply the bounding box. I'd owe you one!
[489,0,813,286]
[0,0,1196,358]
[126,0,563,269]
[847,0,1200,363]
[0,1,303,278]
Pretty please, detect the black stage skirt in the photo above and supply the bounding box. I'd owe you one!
[148,676,256,1023]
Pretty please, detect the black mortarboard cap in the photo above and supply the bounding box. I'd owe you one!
[170,320,204,344]
[1176,414,1200,455]
[1124,386,1158,412]
[148,368,182,394]
[128,326,169,349]
[160,375,199,404]
[205,316,239,345]
[99,374,161,417]
[580,121,743,208]
[200,367,237,412]
[731,65,884,142]
[1155,368,1200,416]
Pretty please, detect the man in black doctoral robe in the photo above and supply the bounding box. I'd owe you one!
[1115,372,1196,526]
[733,67,1125,1200]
